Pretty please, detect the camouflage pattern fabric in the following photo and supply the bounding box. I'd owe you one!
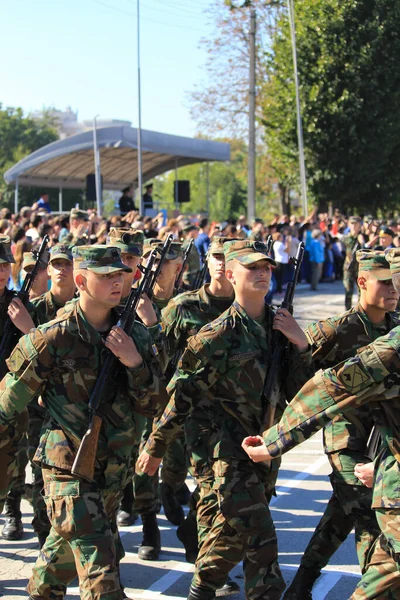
[343,234,360,310]
[32,290,66,326]
[0,410,28,512]
[144,300,313,595]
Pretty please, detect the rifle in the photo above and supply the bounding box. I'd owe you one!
[143,234,174,298]
[174,238,194,293]
[0,235,50,379]
[71,249,158,482]
[364,426,382,462]
[192,252,209,291]
[262,242,305,431]
[265,235,273,256]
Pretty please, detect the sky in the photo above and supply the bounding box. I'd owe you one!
[0,0,215,138]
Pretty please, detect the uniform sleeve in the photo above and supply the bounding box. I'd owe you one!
[305,319,338,369]
[0,329,53,426]
[144,333,220,458]
[263,334,399,458]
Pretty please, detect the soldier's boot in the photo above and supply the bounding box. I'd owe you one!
[138,513,161,561]
[282,566,321,600]
[161,482,184,526]
[215,578,240,597]
[175,482,191,506]
[1,492,24,541]
[187,585,216,600]
[177,510,198,563]
[117,480,138,527]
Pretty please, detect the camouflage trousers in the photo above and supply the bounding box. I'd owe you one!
[299,468,380,573]
[343,271,358,310]
[28,404,51,536]
[350,509,400,599]
[27,466,127,600]
[0,410,28,513]
[192,458,285,600]
[161,435,188,490]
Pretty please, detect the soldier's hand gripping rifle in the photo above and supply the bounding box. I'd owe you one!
[71,250,158,482]
[174,238,194,293]
[143,234,174,299]
[262,242,305,431]
[0,235,50,379]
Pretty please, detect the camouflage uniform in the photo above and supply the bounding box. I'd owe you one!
[343,217,362,310]
[144,240,314,599]
[0,246,167,600]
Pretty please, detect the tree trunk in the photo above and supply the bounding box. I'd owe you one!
[278,183,290,215]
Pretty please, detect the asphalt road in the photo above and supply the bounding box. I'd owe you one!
[0,280,362,600]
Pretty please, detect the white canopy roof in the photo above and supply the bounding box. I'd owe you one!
[4,125,230,190]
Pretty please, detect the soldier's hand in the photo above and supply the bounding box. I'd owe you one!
[273,309,308,352]
[8,298,35,334]
[105,326,143,369]
[354,462,374,488]
[241,436,271,463]
[136,293,158,327]
[136,450,162,475]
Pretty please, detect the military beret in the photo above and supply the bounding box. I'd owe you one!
[0,235,15,264]
[386,247,400,275]
[143,239,183,260]
[356,250,391,280]
[70,208,89,222]
[107,228,144,256]
[223,240,276,267]
[22,250,50,271]
[50,243,73,263]
[379,226,395,238]
[72,245,132,273]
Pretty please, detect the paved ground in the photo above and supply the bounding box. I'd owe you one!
[0,280,362,599]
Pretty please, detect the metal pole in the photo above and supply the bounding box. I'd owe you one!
[174,159,179,213]
[137,0,144,215]
[14,178,19,215]
[93,115,103,216]
[206,163,210,216]
[287,0,308,218]
[247,7,256,223]
[59,187,63,213]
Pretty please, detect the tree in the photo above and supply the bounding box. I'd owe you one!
[263,0,400,214]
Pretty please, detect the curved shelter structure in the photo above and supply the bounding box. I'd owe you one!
[4,125,230,192]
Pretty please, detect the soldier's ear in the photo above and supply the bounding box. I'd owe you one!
[74,271,87,290]
[225,267,235,285]
[357,275,367,291]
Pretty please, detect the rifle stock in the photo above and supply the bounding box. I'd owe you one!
[71,414,103,480]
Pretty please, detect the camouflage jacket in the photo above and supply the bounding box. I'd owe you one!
[306,305,400,456]
[0,298,168,474]
[145,300,314,460]
[343,234,360,274]
[161,284,234,374]
[31,291,66,326]
[263,327,400,508]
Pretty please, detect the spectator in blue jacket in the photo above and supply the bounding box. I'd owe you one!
[309,229,325,290]
[194,218,211,265]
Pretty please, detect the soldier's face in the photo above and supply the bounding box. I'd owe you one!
[48,259,74,287]
[0,262,11,290]
[227,259,272,295]
[378,234,392,249]
[121,253,141,296]
[360,275,399,311]
[81,270,124,307]
[208,253,227,282]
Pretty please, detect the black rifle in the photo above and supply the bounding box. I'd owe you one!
[143,234,174,299]
[0,235,50,379]
[265,235,273,256]
[192,253,209,291]
[365,426,382,462]
[262,242,305,430]
[174,239,194,293]
[71,250,158,482]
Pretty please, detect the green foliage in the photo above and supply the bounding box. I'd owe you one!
[263,0,400,213]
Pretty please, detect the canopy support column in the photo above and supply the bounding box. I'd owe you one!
[14,178,19,215]
[59,187,63,213]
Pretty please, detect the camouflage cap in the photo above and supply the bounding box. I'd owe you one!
[143,239,183,260]
[0,235,15,264]
[50,243,73,263]
[22,250,50,271]
[349,216,361,224]
[386,247,400,275]
[107,228,144,256]
[72,245,132,273]
[379,226,395,238]
[208,236,240,256]
[70,208,89,222]
[356,250,391,280]
[223,240,276,267]
[181,219,198,233]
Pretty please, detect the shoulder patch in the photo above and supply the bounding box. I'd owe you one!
[341,362,370,389]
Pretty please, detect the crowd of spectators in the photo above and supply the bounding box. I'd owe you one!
[2,202,399,299]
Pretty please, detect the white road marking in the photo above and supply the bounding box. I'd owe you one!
[139,563,194,598]
[270,455,327,506]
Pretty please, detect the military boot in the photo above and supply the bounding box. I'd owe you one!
[187,585,216,600]
[1,492,24,541]
[161,482,184,526]
[282,566,321,600]
[215,577,240,597]
[138,513,161,561]
[117,481,137,527]
[177,510,198,563]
